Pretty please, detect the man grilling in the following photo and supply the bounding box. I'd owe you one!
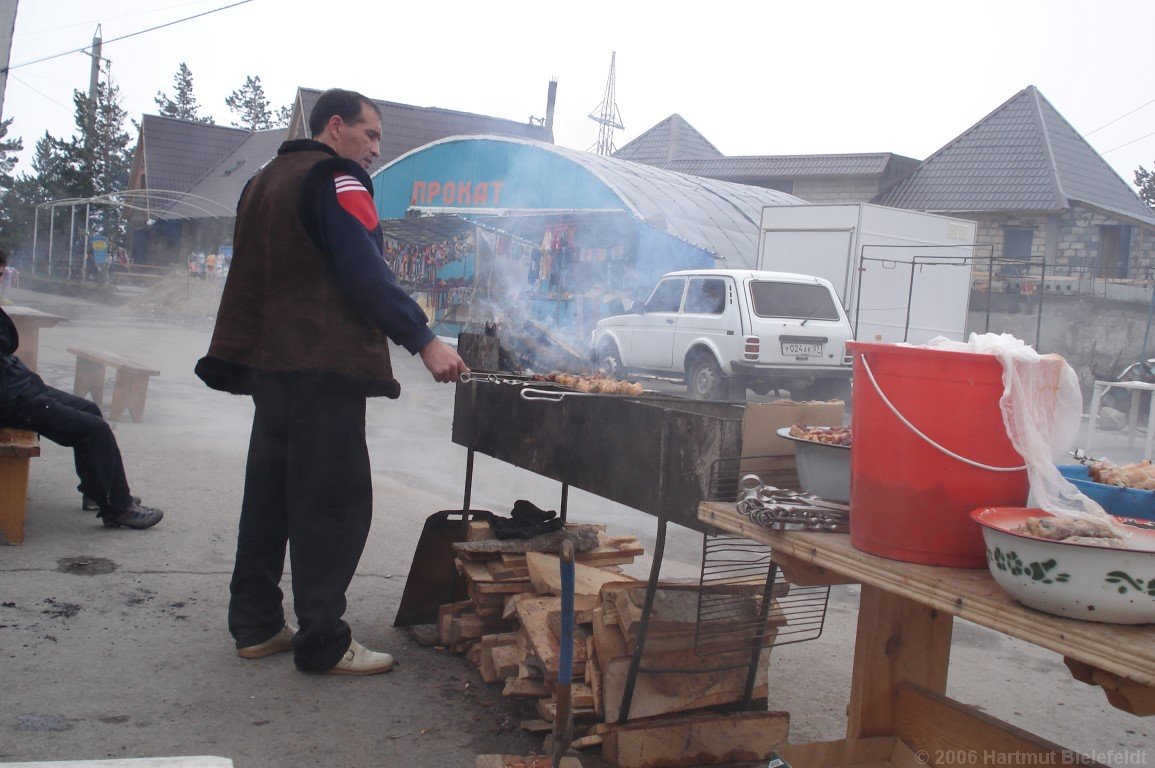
[195,88,468,675]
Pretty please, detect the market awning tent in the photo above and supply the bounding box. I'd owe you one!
[371,135,807,271]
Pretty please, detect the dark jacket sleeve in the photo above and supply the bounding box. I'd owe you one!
[299,158,435,355]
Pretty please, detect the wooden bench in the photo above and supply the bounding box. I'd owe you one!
[0,428,40,546]
[68,348,161,422]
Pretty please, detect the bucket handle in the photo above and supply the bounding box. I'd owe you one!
[859,354,1026,473]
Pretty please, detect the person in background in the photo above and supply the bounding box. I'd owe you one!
[0,248,163,530]
[195,88,468,676]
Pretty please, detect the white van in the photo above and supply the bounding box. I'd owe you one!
[591,269,853,401]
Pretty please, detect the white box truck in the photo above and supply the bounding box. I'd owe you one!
[757,203,977,344]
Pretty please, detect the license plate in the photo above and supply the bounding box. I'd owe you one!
[782,342,823,356]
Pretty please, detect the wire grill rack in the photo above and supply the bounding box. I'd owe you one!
[694,456,833,659]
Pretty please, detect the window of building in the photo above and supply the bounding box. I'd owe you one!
[1100,225,1132,279]
[1000,227,1034,275]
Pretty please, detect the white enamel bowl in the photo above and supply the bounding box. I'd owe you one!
[971,507,1155,624]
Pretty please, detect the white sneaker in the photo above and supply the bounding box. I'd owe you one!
[237,624,297,660]
[327,639,395,675]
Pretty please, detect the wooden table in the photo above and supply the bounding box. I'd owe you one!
[698,501,1155,767]
[4,304,64,373]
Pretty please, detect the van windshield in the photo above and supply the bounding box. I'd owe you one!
[749,281,840,321]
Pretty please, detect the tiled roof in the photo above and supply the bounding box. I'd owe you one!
[662,153,921,180]
[612,114,724,165]
[137,87,557,220]
[136,114,249,194]
[162,128,288,218]
[875,86,1155,226]
[292,87,554,176]
[385,135,805,268]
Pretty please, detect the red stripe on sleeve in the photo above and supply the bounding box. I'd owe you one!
[334,173,378,230]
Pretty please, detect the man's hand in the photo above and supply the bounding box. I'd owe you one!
[419,338,470,383]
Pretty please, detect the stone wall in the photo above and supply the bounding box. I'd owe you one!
[792,177,880,204]
[966,290,1155,402]
[960,204,1155,281]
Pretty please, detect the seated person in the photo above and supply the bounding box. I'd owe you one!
[0,248,162,530]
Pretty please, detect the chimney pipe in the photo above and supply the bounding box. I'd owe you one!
[545,79,558,138]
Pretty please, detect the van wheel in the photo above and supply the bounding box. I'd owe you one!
[597,341,622,378]
[687,354,727,401]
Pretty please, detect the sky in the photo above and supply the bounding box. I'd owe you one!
[3,0,1155,192]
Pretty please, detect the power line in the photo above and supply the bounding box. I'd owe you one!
[1085,97,1155,136]
[8,73,71,110]
[15,0,231,39]
[2,0,253,73]
[1102,130,1155,155]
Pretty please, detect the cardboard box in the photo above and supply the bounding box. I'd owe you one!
[741,400,846,458]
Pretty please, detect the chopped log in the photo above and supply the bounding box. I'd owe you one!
[571,682,595,709]
[437,600,475,645]
[518,719,554,733]
[457,558,498,583]
[502,677,551,697]
[536,696,598,723]
[516,596,586,677]
[488,559,530,580]
[467,520,495,542]
[601,647,772,723]
[526,551,636,597]
[547,606,596,636]
[453,526,601,556]
[490,644,521,680]
[572,733,603,750]
[601,710,790,768]
[503,592,533,620]
[590,606,629,662]
[449,613,517,645]
[588,652,604,719]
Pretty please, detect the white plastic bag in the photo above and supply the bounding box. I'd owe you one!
[925,333,1118,528]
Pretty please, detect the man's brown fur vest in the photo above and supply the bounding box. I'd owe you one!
[195,147,399,398]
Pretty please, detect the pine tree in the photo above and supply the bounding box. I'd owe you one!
[62,65,135,242]
[0,117,21,187]
[155,62,213,123]
[226,75,275,130]
[1136,166,1155,208]
[0,118,26,252]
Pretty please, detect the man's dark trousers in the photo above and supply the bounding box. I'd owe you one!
[228,374,373,673]
[0,384,132,510]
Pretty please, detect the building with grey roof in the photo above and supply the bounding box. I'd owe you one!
[875,85,1155,283]
[613,113,920,204]
[127,84,557,264]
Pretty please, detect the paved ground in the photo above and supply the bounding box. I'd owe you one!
[0,284,1151,767]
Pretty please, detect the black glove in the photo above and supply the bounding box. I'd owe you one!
[490,501,564,540]
[511,499,557,524]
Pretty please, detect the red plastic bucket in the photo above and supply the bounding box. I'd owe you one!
[848,341,1028,568]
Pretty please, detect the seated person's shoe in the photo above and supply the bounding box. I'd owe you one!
[101,502,163,529]
[327,639,395,675]
[237,624,296,659]
[83,494,139,512]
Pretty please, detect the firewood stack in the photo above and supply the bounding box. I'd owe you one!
[441,521,791,768]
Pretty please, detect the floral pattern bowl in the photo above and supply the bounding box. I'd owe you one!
[970,507,1155,624]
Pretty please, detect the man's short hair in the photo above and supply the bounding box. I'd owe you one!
[309,89,381,137]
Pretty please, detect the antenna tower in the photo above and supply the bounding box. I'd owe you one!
[588,51,624,156]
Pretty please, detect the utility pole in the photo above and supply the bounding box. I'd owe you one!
[0,0,18,121]
[84,24,102,141]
